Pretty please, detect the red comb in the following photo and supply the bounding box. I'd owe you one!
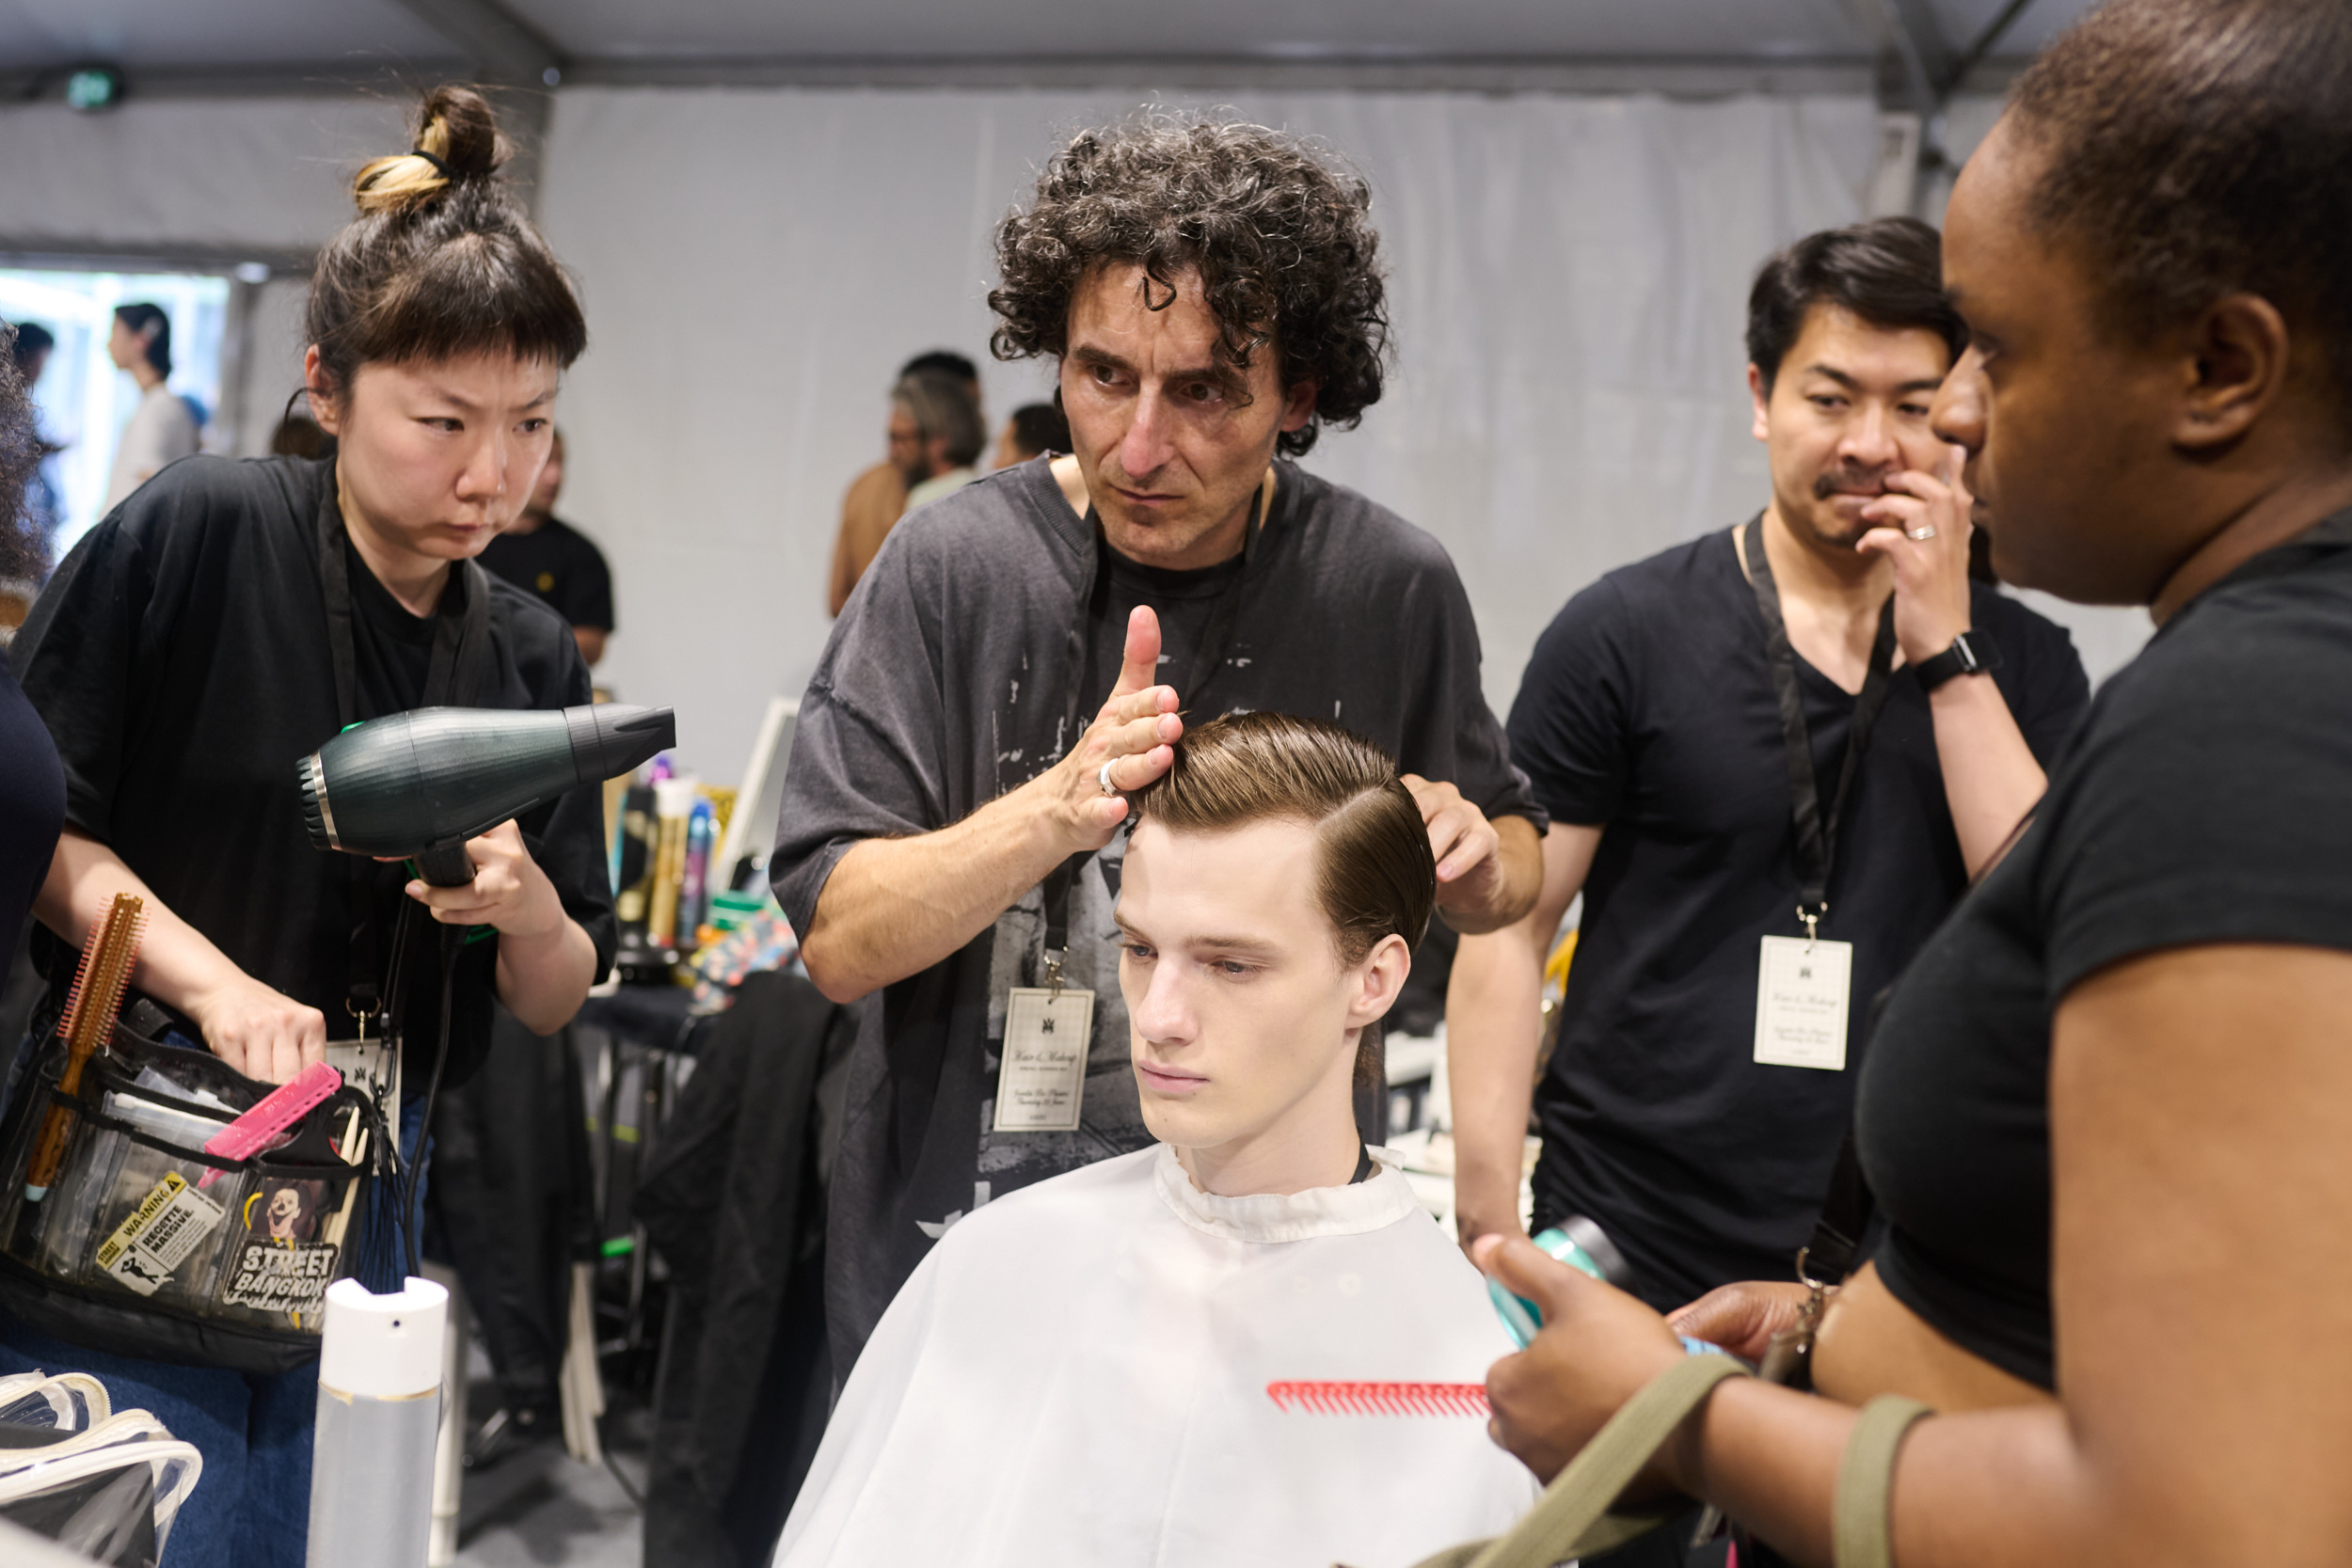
[57,895,145,1053]
[1265,1381,1491,1418]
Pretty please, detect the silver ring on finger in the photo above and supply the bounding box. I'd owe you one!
[1907,524,1938,541]
[1099,761,1120,796]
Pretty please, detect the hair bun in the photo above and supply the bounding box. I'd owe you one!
[352,84,510,216]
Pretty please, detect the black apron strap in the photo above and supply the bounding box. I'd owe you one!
[314,478,499,1029]
[1742,514,1897,938]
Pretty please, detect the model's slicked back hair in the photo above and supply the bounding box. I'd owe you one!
[1134,710,1434,965]
[989,112,1390,457]
[1132,712,1433,1089]
[307,85,586,395]
[1746,217,1963,394]
[2008,0,2352,427]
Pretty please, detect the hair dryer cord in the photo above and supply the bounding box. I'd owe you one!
[400,923,458,1281]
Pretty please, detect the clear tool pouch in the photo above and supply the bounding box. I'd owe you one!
[0,1015,391,1375]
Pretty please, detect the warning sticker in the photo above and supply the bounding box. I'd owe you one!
[220,1240,338,1316]
[94,1173,226,1297]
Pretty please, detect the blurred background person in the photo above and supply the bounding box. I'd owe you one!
[100,301,196,515]
[479,427,616,667]
[896,366,986,512]
[827,349,981,615]
[8,323,60,580]
[993,399,1071,468]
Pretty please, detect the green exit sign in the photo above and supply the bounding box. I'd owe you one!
[66,67,123,112]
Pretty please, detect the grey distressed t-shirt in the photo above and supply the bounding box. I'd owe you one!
[774,455,1541,1370]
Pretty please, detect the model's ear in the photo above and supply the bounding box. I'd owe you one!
[1748,362,1772,443]
[1344,932,1411,1030]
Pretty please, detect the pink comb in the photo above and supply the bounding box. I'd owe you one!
[1266,1381,1491,1418]
[198,1063,342,1188]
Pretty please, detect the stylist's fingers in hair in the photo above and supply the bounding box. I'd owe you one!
[1474,1233,1688,1484]
[1080,694,1182,799]
[1667,1280,1815,1364]
[1105,705,1183,769]
[1403,775,1502,896]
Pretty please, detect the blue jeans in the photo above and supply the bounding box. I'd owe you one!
[0,1090,430,1568]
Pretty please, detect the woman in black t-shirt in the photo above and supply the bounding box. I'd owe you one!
[8,87,612,1568]
[1464,7,2352,1566]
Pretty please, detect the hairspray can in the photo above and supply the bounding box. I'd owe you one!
[307,1276,447,1568]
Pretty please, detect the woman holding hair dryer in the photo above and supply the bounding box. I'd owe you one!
[5,86,613,1567]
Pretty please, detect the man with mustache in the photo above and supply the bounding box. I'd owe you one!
[1447,222,2088,1563]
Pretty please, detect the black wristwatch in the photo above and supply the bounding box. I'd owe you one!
[1915,629,2000,690]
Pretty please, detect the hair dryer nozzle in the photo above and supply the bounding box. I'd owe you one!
[564,704,676,783]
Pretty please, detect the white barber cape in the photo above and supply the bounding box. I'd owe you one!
[775,1144,1541,1568]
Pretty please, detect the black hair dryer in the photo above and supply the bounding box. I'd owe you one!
[298,704,675,885]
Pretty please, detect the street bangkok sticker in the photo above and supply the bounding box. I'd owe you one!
[220,1239,338,1317]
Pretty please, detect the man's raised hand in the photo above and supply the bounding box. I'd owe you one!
[1046,606,1184,853]
[1857,443,1975,667]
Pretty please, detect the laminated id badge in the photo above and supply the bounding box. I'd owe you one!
[324,1036,399,1126]
[1753,934,1852,1070]
[993,986,1093,1132]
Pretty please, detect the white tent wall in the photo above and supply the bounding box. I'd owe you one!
[0,94,409,459]
[0,96,406,253]
[538,85,1890,782]
[0,81,2148,784]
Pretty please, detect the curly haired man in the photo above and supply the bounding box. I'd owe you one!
[774,114,1548,1373]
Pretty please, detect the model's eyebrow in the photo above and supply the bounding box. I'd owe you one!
[1110,916,1281,958]
[1186,933,1283,958]
[1802,363,1943,396]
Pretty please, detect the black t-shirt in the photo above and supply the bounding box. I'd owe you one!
[1860,524,2352,1391]
[14,455,616,1089]
[1509,529,2089,1309]
[0,645,65,968]
[774,455,1543,1368]
[477,515,615,632]
[1085,546,1247,704]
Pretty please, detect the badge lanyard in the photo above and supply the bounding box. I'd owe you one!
[1741,514,1896,945]
[313,482,494,1040]
[1033,470,1274,993]
[1743,515,1894,1074]
[994,475,1275,1136]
